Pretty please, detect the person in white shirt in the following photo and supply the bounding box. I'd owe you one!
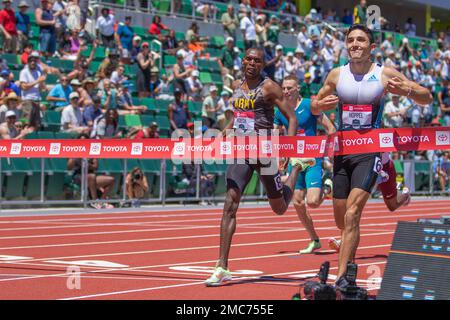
[240,8,256,50]
[186,70,203,102]
[321,40,335,74]
[383,94,407,128]
[95,8,115,48]
[294,48,307,81]
[110,65,128,87]
[404,18,416,37]
[381,34,393,52]
[61,92,90,134]
[384,50,398,69]
[296,25,308,52]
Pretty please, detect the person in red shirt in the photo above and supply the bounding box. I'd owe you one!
[0,0,18,53]
[148,15,170,42]
[135,121,160,139]
[20,43,33,65]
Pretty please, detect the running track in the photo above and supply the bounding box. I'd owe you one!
[0,199,447,300]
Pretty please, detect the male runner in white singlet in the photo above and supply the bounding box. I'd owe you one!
[311,24,433,292]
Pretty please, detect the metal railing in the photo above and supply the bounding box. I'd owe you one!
[0,157,447,208]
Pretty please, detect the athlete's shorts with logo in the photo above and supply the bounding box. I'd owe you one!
[288,158,323,190]
[333,153,381,199]
[226,159,283,199]
[377,160,398,200]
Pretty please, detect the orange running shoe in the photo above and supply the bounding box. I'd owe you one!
[328,238,341,253]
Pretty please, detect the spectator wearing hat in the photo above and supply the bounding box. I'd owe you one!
[79,77,96,108]
[149,66,161,98]
[185,22,209,54]
[294,48,307,81]
[35,0,57,58]
[61,91,89,134]
[186,70,203,102]
[0,110,32,139]
[136,42,153,98]
[110,65,128,87]
[202,85,219,128]
[284,51,299,77]
[0,0,18,54]
[168,88,191,133]
[97,48,120,80]
[273,44,286,83]
[83,95,103,128]
[95,7,115,48]
[19,51,46,124]
[15,1,30,53]
[172,51,191,95]
[135,121,160,139]
[116,16,134,62]
[381,34,393,53]
[155,74,173,101]
[117,81,147,114]
[255,14,267,47]
[47,74,73,108]
[0,92,22,123]
[240,7,256,50]
[221,4,239,39]
[218,37,238,83]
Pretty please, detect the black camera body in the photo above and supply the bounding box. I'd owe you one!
[336,263,368,300]
[303,261,337,300]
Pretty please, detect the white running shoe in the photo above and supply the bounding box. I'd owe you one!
[328,238,341,253]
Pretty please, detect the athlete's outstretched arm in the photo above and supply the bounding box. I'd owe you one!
[265,81,298,136]
[311,68,340,115]
[383,67,433,106]
[317,113,336,135]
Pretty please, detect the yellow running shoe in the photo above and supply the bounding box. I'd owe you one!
[299,240,321,254]
[205,267,232,287]
[290,158,316,171]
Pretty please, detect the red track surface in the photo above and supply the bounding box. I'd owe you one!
[0,199,447,300]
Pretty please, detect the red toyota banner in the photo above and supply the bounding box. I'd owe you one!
[0,127,448,159]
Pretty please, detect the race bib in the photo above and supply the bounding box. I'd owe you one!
[342,104,373,130]
[233,111,255,131]
[296,129,306,136]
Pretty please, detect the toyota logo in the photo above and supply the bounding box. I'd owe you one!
[438,134,448,142]
[175,144,184,152]
[222,144,230,152]
[382,136,392,144]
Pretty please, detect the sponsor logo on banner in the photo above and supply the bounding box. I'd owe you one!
[10,143,22,155]
[436,131,450,146]
[173,142,186,156]
[342,137,374,146]
[89,143,102,155]
[395,135,429,144]
[220,141,231,155]
[379,133,394,148]
[297,140,305,154]
[49,143,61,155]
[261,140,272,154]
[131,143,143,155]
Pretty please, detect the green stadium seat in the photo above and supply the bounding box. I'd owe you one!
[154,99,171,115]
[163,54,177,67]
[125,114,143,127]
[43,110,61,131]
[154,115,170,132]
[140,114,154,127]
[2,53,19,68]
[199,72,212,84]
[1,158,25,198]
[37,131,55,139]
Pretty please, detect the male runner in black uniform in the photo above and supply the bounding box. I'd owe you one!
[311,25,433,291]
[205,48,315,286]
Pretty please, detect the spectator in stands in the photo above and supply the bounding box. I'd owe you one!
[126,166,149,207]
[294,48,307,81]
[176,40,196,68]
[202,85,219,128]
[186,70,203,102]
[99,78,118,110]
[284,51,298,77]
[53,0,67,40]
[116,16,134,63]
[83,95,103,129]
[221,4,239,39]
[35,0,57,58]
[168,88,191,133]
[20,42,33,65]
[255,15,266,47]
[15,1,30,53]
[438,80,450,126]
[47,74,73,108]
[116,81,147,114]
[130,35,142,64]
[185,22,209,54]
[263,42,278,81]
[0,110,32,139]
[134,121,160,139]
[57,30,74,60]
[218,37,237,83]
[383,94,407,128]
[0,69,20,96]
[274,44,285,83]
[404,17,416,37]
[69,41,96,81]
[91,108,121,138]
[97,48,120,80]
[110,64,128,87]
[353,0,367,25]
[61,91,89,134]
[65,0,81,32]
[240,7,256,50]
[155,74,173,101]
[95,7,115,48]
[79,77,95,108]
[148,15,169,41]
[0,0,17,54]
[433,150,450,193]
[194,1,216,23]
[172,51,191,94]
[296,25,308,53]
[266,15,280,44]
[162,29,177,53]
[68,29,82,57]
[0,92,22,123]
[67,153,115,209]
[69,78,81,95]
[381,34,394,52]
[299,72,312,98]
[20,51,46,126]
[136,42,153,98]
[342,8,353,25]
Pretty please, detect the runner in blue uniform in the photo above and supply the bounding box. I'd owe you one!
[274,75,336,254]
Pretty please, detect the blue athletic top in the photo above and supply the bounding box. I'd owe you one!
[274,98,317,136]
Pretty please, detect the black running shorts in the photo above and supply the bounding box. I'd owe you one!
[333,153,381,199]
[226,159,283,199]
